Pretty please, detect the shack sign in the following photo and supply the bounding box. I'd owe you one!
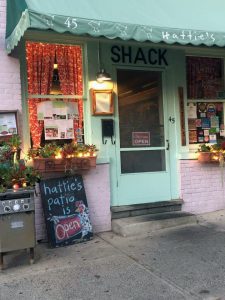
[132,132,150,146]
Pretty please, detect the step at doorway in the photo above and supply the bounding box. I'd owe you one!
[111,199,183,219]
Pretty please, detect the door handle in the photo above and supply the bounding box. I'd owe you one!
[166,139,169,150]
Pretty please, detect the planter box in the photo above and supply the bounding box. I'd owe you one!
[33,156,96,173]
[198,152,213,163]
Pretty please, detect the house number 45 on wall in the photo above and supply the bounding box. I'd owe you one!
[169,116,175,124]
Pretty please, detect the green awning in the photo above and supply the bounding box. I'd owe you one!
[6,0,225,53]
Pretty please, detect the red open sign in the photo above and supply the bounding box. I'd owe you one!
[132,132,150,146]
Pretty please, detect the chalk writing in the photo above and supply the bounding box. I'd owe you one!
[55,215,81,242]
[40,175,93,248]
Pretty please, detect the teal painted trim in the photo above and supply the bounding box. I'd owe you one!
[6,9,30,54]
[6,0,28,38]
[27,11,225,47]
[7,5,225,53]
[97,157,110,164]
[18,39,30,153]
[178,153,198,159]
[19,33,91,150]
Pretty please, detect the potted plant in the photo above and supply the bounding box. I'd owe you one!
[39,142,60,158]
[197,144,212,163]
[210,142,225,165]
[0,159,40,191]
[30,142,98,174]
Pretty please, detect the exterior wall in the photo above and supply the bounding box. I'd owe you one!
[180,160,225,213]
[0,0,22,130]
[35,164,111,241]
[0,0,111,235]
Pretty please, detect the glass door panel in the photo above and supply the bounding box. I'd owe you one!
[118,69,166,174]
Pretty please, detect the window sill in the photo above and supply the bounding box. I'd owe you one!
[177,152,198,160]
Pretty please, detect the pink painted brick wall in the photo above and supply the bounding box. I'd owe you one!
[0,0,22,127]
[0,0,112,238]
[35,164,111,241]
[180,160,225,214]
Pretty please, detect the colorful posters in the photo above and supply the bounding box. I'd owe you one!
[210,116,219,129]
[0,113,17,136]
[188,119,197,130]
[201,118,210,129]
[37,100,78,140]
[187,103,197,118]
[188,101,225,144]
[37,100,78,121]
[44,119,74,140]
[189,130,197,143]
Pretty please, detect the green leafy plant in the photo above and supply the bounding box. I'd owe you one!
[197,143,211,152]
[39,142,60,158]
[0,144,13,163]
[30,142,98,159]
[0,159,40,190]
[61,142,77,158]
[7,134,21,150]
[26,148,40,160]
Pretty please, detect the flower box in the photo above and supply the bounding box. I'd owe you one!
[33,156,96,173]
[197,152,212,163]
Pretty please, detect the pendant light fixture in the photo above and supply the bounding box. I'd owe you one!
[50,54,62,95]
[96,41,111,82]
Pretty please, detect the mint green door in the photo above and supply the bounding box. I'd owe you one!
[113,68,171,206]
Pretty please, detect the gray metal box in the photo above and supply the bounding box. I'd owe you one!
[0,211,35,252]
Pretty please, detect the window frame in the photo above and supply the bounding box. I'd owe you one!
[185,54,225,151]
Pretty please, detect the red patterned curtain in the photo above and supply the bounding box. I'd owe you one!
[26,42,56,147]
[56,45,83,140]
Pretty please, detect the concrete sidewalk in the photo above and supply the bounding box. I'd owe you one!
[1,210,225,300]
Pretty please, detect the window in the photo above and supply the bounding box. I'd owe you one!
[26,42,84,148]
[186,56,225,145]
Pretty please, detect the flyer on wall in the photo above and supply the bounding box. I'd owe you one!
[44,119,74,140]
[0,112,17,136]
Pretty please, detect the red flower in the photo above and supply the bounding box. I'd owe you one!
[221,141,225,150]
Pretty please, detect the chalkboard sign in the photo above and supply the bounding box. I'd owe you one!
[39,175,93,248]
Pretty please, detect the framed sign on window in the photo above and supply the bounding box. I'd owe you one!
[0,110,18,139]
[92,90,114,115]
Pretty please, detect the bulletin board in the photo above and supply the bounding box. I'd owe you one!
[0,110,18,141]
[187,102,224,144]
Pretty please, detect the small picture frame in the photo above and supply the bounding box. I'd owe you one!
[92,89,114,115]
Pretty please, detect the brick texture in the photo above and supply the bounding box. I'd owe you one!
[0,0,22,131]
[0,0,112,239]
[180,160,225,214]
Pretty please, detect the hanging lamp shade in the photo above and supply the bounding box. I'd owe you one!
[96,68,111,82]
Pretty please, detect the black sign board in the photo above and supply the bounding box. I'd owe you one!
[39,175,93,248]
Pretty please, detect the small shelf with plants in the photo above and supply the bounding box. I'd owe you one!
[27,142,98,173]
[197,142,225,165]
[0,135,40,193]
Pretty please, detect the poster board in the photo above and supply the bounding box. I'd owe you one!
[37,100,78,140]
[0,111,18,140]
[187,101,224,144]
[39,175,93,248]
[186,57,224,99]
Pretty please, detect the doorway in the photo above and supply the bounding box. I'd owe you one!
[112,68,172,206]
